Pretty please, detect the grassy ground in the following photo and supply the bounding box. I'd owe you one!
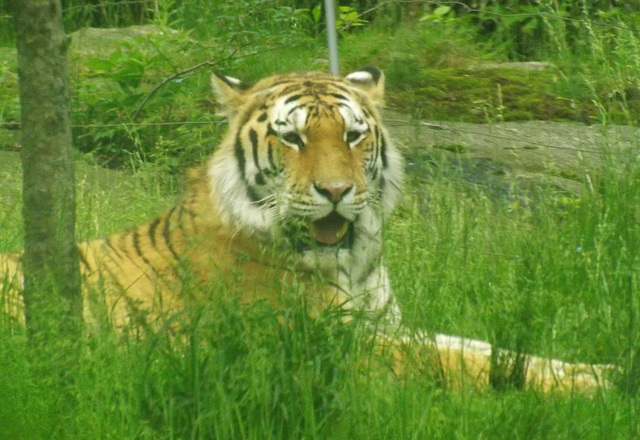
[2,139,639,439]
[2,4,640,439]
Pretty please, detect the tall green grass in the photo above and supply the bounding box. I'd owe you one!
[0,268,637,439]
[2,2,640,438]
[392,145,640,365]
[2,137,640,439]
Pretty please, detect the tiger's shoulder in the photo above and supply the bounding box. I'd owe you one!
[2,67,404,329]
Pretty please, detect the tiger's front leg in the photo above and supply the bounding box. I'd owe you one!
[376,331,614,393]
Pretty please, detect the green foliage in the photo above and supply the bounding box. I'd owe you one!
[171,0,313,43]
[4,2,640,436]
[87,46,147,91]
[5,1,640,164]
[420,5,454,23]
[307,3,368,35]
[60,0,151,30]
[69,28,227,169]
[63,2,321,168]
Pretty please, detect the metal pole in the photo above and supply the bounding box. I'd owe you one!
[324,0,340,75]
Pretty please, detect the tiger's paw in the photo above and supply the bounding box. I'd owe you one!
[524,355,617,393]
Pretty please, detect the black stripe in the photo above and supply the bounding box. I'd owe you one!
[267,79,296,88]
[249,128,264,181]
[285,94,303,104]
[246,129,268,193]
[257,112,268,122]
[105,237,125,260]
[267,143,277,172]
[114,233,144,268]
[330,93,348,101]
[121,234,138,262]
[280,84,305,95]
[330,84,352,95]
[358,258,380,285]
[180,207,197,223]
[176,206,191,249]
[77,244,91,271]
[265,127,281,175]
[369,126,380,172]
[182,206,198,232]
[148,217,161,249]
[266,123,278,137]
[132,229,155,270]
[163,206,181,261]
[101,264,128,293]
[234,134,247,180]
[380,133,388,168]
[286,104,304,117]
[235,132,263,203]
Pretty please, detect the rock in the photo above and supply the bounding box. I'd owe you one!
[385,110,639,196]
[68,25,178,57]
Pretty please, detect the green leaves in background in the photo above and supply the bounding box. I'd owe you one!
[87,47,146,92]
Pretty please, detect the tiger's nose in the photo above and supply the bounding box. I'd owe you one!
[313,182,354,203]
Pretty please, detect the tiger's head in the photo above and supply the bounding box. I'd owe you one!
[208,67,402,251]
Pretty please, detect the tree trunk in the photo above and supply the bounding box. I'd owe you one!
[13,0,82,345]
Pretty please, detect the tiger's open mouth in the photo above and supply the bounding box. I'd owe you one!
[286,212,354,251]
[309,211,351,245]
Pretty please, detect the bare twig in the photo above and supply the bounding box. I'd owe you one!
[131,58,223,121]
[130,49,240,121]
[130,44,292,120]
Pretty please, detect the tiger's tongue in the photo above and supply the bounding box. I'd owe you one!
[310,212,349,245]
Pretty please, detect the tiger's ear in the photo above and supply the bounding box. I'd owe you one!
[211,72,251,117]
[345,66,385,106]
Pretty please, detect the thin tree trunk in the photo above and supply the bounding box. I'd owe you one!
[13,0,82,345]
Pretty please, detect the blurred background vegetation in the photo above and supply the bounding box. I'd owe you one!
[2,0,640,170]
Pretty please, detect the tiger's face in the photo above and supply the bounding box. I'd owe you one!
[209,68,402,251]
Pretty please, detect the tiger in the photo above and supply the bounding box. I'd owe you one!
[0,67,613,392]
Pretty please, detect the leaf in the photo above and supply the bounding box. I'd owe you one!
[312,4,322,25]
[420,5,453,22]
[112,58,145,91]
[86,58,115,72]
[433,5,451,17]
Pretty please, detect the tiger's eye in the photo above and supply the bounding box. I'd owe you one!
[346,130,364,145]
[282,132,303,147]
